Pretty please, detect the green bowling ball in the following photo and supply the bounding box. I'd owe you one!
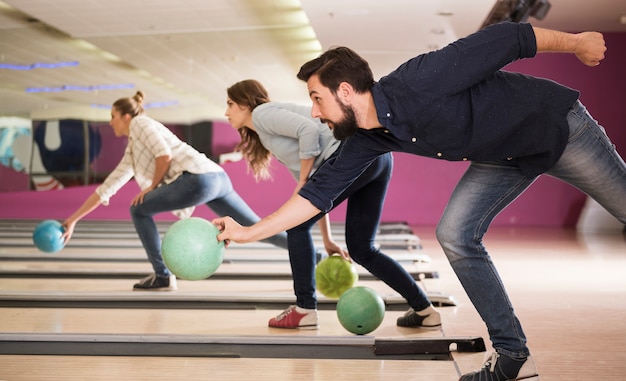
[336,286,385,335]
[315,255,359,298]
[162,217,225,280]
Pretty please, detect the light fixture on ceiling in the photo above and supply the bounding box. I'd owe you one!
[26,84,135,93]
[620,15,626,24]
[91,100,179,110]
[0,61,79,70]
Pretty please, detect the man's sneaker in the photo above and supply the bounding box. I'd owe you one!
[396,305,441,329]
[133,274,177,291]
[269,305,319,329]
[459,352,539,381]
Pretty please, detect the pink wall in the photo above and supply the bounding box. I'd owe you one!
[218,32,626,227]
[1,32,624,227]
[376,32,626,227]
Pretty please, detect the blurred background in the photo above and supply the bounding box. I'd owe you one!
[0,0,624,230]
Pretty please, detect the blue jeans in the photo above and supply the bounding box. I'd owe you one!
[288,152,433,311]
[437,101,626,358]
[130,171,288,277]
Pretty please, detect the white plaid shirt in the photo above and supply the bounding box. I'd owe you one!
[96,115,222,218]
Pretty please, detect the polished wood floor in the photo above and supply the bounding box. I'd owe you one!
[1,221,625,380]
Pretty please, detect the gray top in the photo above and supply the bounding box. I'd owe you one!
[252,102,339,180]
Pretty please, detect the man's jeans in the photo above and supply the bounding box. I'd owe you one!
[437,100,626,358]
[130,171,288,277]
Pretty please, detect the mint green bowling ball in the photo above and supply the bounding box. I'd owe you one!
[162,217,225,280]
[336,286,385,335]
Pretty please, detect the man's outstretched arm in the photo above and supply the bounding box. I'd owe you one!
[532,26,606,66]
[213,194,320,244]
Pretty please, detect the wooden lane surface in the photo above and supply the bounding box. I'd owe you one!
[0,307,467,380]
[3,225,625,380]
[0,302,469,379]
[0,255,436,281]
[0,219,415,234]
[0,219,452,307]
[0,275,455,310]
[0,356,460,381]
[0,239,464,379]
[0,219,430,266]
[0,306,450,339]
[0,219,420,251]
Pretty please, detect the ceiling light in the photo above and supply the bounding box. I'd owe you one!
[91,100,178,109]
[620,15,626,24]
[0,61,79,70]
[26,84,135,93]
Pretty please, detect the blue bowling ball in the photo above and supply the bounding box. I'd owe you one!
[33,220,65,253]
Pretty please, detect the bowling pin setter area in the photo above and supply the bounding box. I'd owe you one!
[1,220,626,380]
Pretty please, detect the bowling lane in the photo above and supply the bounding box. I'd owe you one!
[0,307,420,337]
[0,273,455,310]
[1,219,456,308]
[0,305,484,361]
[0,220,482,380]
[0,255,438,281]
[0,355,460,381]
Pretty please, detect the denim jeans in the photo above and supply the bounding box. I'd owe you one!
[436,101,626,358]
[130,171,288,277]
[288,152,433,311]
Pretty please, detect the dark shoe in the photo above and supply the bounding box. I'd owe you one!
[133,274,177,291]
[459,352,539,381]
[396,305,441,329]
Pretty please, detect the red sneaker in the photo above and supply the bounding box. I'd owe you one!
[269,305,319,329]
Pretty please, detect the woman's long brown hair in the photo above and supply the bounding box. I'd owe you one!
[227,80,273,180]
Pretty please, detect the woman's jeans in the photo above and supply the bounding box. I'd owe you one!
[437,101,626,358]
[130,171,288,277]
[287,152,432,312]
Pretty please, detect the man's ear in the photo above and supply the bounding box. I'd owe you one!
[337,82,353,103]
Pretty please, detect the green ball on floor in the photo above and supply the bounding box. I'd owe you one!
[162,217,225,280]
[336,286,385,335]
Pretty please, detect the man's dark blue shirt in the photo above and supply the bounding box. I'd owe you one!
[301,22,580,213]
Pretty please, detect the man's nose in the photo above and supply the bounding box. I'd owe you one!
[311,104,321,118]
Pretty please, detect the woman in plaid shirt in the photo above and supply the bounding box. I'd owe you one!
[62,91,288,290]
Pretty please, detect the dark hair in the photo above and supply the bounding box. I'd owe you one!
[226,79,273,181]
[112,91,145,117]
[296,47,374,94]
[226,79,270,111]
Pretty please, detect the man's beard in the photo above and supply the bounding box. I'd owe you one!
[323,102,358,141]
